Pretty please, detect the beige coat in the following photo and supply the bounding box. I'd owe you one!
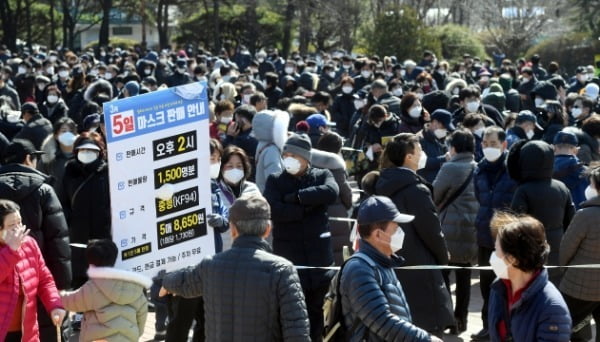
[61,266,152,341]
[559,196,600,301]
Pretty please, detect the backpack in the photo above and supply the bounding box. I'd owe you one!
[323,252,382,342]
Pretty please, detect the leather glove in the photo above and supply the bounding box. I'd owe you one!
[207,213,227,228]
[283,192,300,204]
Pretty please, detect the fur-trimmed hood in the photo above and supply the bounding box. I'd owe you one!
[84,79,114,102]
[87,266,152,304]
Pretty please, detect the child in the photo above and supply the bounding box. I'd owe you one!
[552,131,588,209]
[60,239,152,341]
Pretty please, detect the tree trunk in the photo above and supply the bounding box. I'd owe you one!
[99,0,112,49]
[244,0,258,55]
[0,0,18,51]
[62,0,68,48]
[25,0,32,51]
[298,0,311,55]
[50,0,56,49]
[281,0,294,59]
[156,0,170,49]
[141,0,147,49]
[213,0,220,54]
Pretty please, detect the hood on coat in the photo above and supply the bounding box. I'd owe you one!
[375,167,421,197]
[84,79,113,102]
[507,140,554,182]
[40,134,59,164]
[311,149,345,170]
[252,110,290,150]
[445,78,468,94]
[0,164,49,201]
[530,80,558,101]
[87,266,152,305]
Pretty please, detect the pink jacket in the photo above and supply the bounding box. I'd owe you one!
[0,236,63,341]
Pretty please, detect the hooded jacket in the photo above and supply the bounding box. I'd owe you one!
[375,167,454,333]
[508,140,575,268]
[417,129,447,184]
[0,163,71,289]
[432,152,479,263]
[0,237,63,342]
[559,195,600,301]
[553,154,588,209]
[252,110,289,192]
[13,113,53,150]
[311,149,353,265]
[61,266,151,342]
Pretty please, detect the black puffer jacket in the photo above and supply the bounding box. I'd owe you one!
[162,235,311,341]
[264,166,339,289]
[63,157,111,288]
[0,163,71,289]
[375,167,454,333]
[340,240,430,342]
[13,113,53,149]
[508,140,575,269]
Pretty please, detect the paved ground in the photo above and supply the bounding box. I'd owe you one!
[69,270,596,341]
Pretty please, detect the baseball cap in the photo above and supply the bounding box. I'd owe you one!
[357,196,414,225]
[306,113,335,129]
[553,131,578,146]
[515,110,543,130]
[3,139,44,164]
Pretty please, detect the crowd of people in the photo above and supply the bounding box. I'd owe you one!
[0,42,599,342]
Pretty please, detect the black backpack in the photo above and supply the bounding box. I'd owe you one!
[322,252,382,342]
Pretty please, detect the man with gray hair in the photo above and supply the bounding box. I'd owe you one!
[160,195,310,341]
[371,79,402,116]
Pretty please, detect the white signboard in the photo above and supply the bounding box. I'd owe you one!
[103,82,214,277]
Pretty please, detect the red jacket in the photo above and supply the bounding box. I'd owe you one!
[0,236,63,341]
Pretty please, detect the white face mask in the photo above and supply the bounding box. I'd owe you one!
[526,130,535,140]
[18,66,26,75]
[220,116,232,124]
[354,100,365,110]
[400,69,406,77]
[283,156,302,175]
[387,228,405,251]
[585,185,598,200]
[483,147,502,162]
[534,97,545,108]
[417,151,427,170]
[242,94,252,104]
[361,70,371,78]
[47,95,59,104]
[104,72,113,80]
[392,88,403,97]
[452,87,460,95]
[46,67,54,75]
[58,131,76,146]
[49,56,58,63]
[408,105,422,118]
[285,67,294,75]
[434,128,447,139]
[77,150,99,164]
[58,70,69,78]
[177,67,187,74]
[342,64,351,70]
[210,162,221,179]
[328,71,336,79]
[521,77,530,83]
[473,127,485,138]
[489,252,509,279]
[571,107,583,119]
[466,100,480,113]
[144,68,152,75]
[223,168,244,184]
[342,86,353,94]
[37,84,46,92]
[577,74,587,83]
[416,93,424,100]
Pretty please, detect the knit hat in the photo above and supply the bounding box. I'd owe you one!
[283,133,312,162]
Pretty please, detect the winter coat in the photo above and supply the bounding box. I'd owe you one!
[166,72,192,88]
[63,158,111,288]
[340,240,431,342]
[222,128,258,172]
[351,112,402,150]
[0,163,71,289]
[375,167,454,333]
[331,93,355,137]
[417,129,447,184]
[474,153,518,248]
[217,179,259,250]
[38,136,73,209]
[376,93,402,117]
[508,140,575,268]
[559,196,600,301]
[505,125,528,148]
[264,86,284,110]
[252,110,289,192]
[210,180,230,253]
[162,235,311,342]
[488,269,572,342]
[452,104,505,128]
[553,154,588,209]
[311,149,353,265]
[40,99,69,124]
[432,152,479,264]
[61,266,151,342]
[14,113,53,150]
[264,166,339,289]
[0,237,63,342]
